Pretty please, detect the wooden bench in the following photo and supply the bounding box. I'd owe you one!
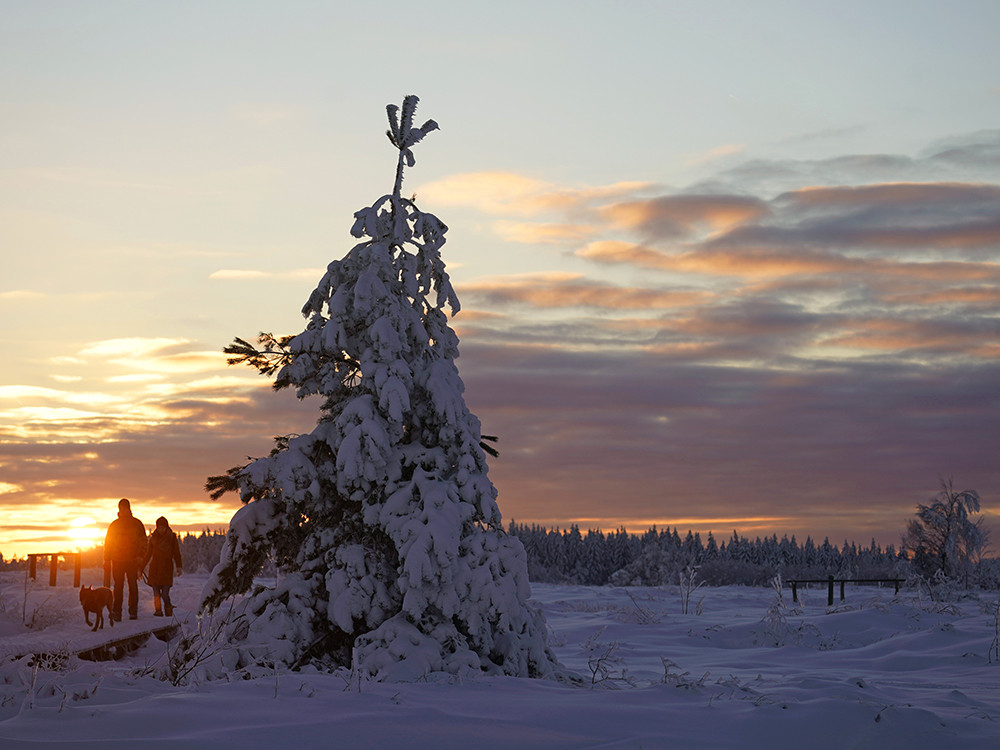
[787,575,905,606]
[27,552,83,587]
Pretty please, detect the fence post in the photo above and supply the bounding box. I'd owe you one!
[73,553,82,587]
[28,554,37,581]
[49,554,58,587]
[827,575,834,606]
[840,580,845,602]
[791,581,799,603]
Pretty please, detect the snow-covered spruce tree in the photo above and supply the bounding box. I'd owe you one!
[201,96,558,680]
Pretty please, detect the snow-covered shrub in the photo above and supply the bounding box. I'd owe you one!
[660,658,709,691]
[987,597,1000,664]
[760,575,790,643]
[200,96,558,681]
[580,627,632,688]
[678,565,704,615]
[902,479,989,583]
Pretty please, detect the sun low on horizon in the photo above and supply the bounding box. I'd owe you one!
[66,516,102,549]
[1,500,236,561]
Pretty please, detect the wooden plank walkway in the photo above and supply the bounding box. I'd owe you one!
[0,621,181,663]
[77,623,181,661]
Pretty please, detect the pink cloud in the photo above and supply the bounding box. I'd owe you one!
[418,172,657,217]
[461,274,711,311]
[601,194,769,239]
[494,221,598,244]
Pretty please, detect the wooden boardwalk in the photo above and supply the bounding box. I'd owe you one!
[0,621,181,663]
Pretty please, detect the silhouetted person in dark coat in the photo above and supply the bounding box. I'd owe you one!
[104,498,147,621]
[142,516,183,616]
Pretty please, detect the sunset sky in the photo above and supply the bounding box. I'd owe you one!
[2,1,1000,560]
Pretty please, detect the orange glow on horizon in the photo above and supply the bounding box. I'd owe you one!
[517,516,794,534]
[0,498,240,561]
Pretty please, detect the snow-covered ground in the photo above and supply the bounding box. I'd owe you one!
[1,569,998,748]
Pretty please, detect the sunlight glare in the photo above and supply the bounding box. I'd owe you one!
[67,516,103,548]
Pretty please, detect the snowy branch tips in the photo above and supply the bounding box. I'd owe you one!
[200,96,559,681]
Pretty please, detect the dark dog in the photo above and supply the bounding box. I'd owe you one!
[79,585,114,632]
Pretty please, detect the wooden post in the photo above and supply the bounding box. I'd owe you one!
[827,575,834,606]
[28,554,37,581]
[894,579,901,595]
[49,554,58,586]
[73,553,82,587]
[840,580,845,602]
[791,581,798,603]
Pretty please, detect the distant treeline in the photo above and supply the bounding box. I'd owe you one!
[508,523,912,587]
[5,524,997,588]
[509,523,1000,589]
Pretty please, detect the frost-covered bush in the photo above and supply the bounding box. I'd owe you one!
[200,96,558,681]
[902,479,989,583]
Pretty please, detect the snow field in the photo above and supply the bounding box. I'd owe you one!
[1,570,999,749]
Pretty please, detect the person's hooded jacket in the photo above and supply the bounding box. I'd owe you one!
[143,520,183,586]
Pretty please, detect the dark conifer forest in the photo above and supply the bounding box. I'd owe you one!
[11,524,997,590]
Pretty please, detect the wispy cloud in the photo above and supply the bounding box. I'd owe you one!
[418,172,658,217]
[79,338,191,359]
[69,338,230,375]
[601,194,770,240]
[494,221,598,245]
[0,385,121,406]
[683,143,747,167]
[461,273,712,311]
[209,268,323,281]
[0,290,45,301]
[419,172,556,215]
[779,125,868,145]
